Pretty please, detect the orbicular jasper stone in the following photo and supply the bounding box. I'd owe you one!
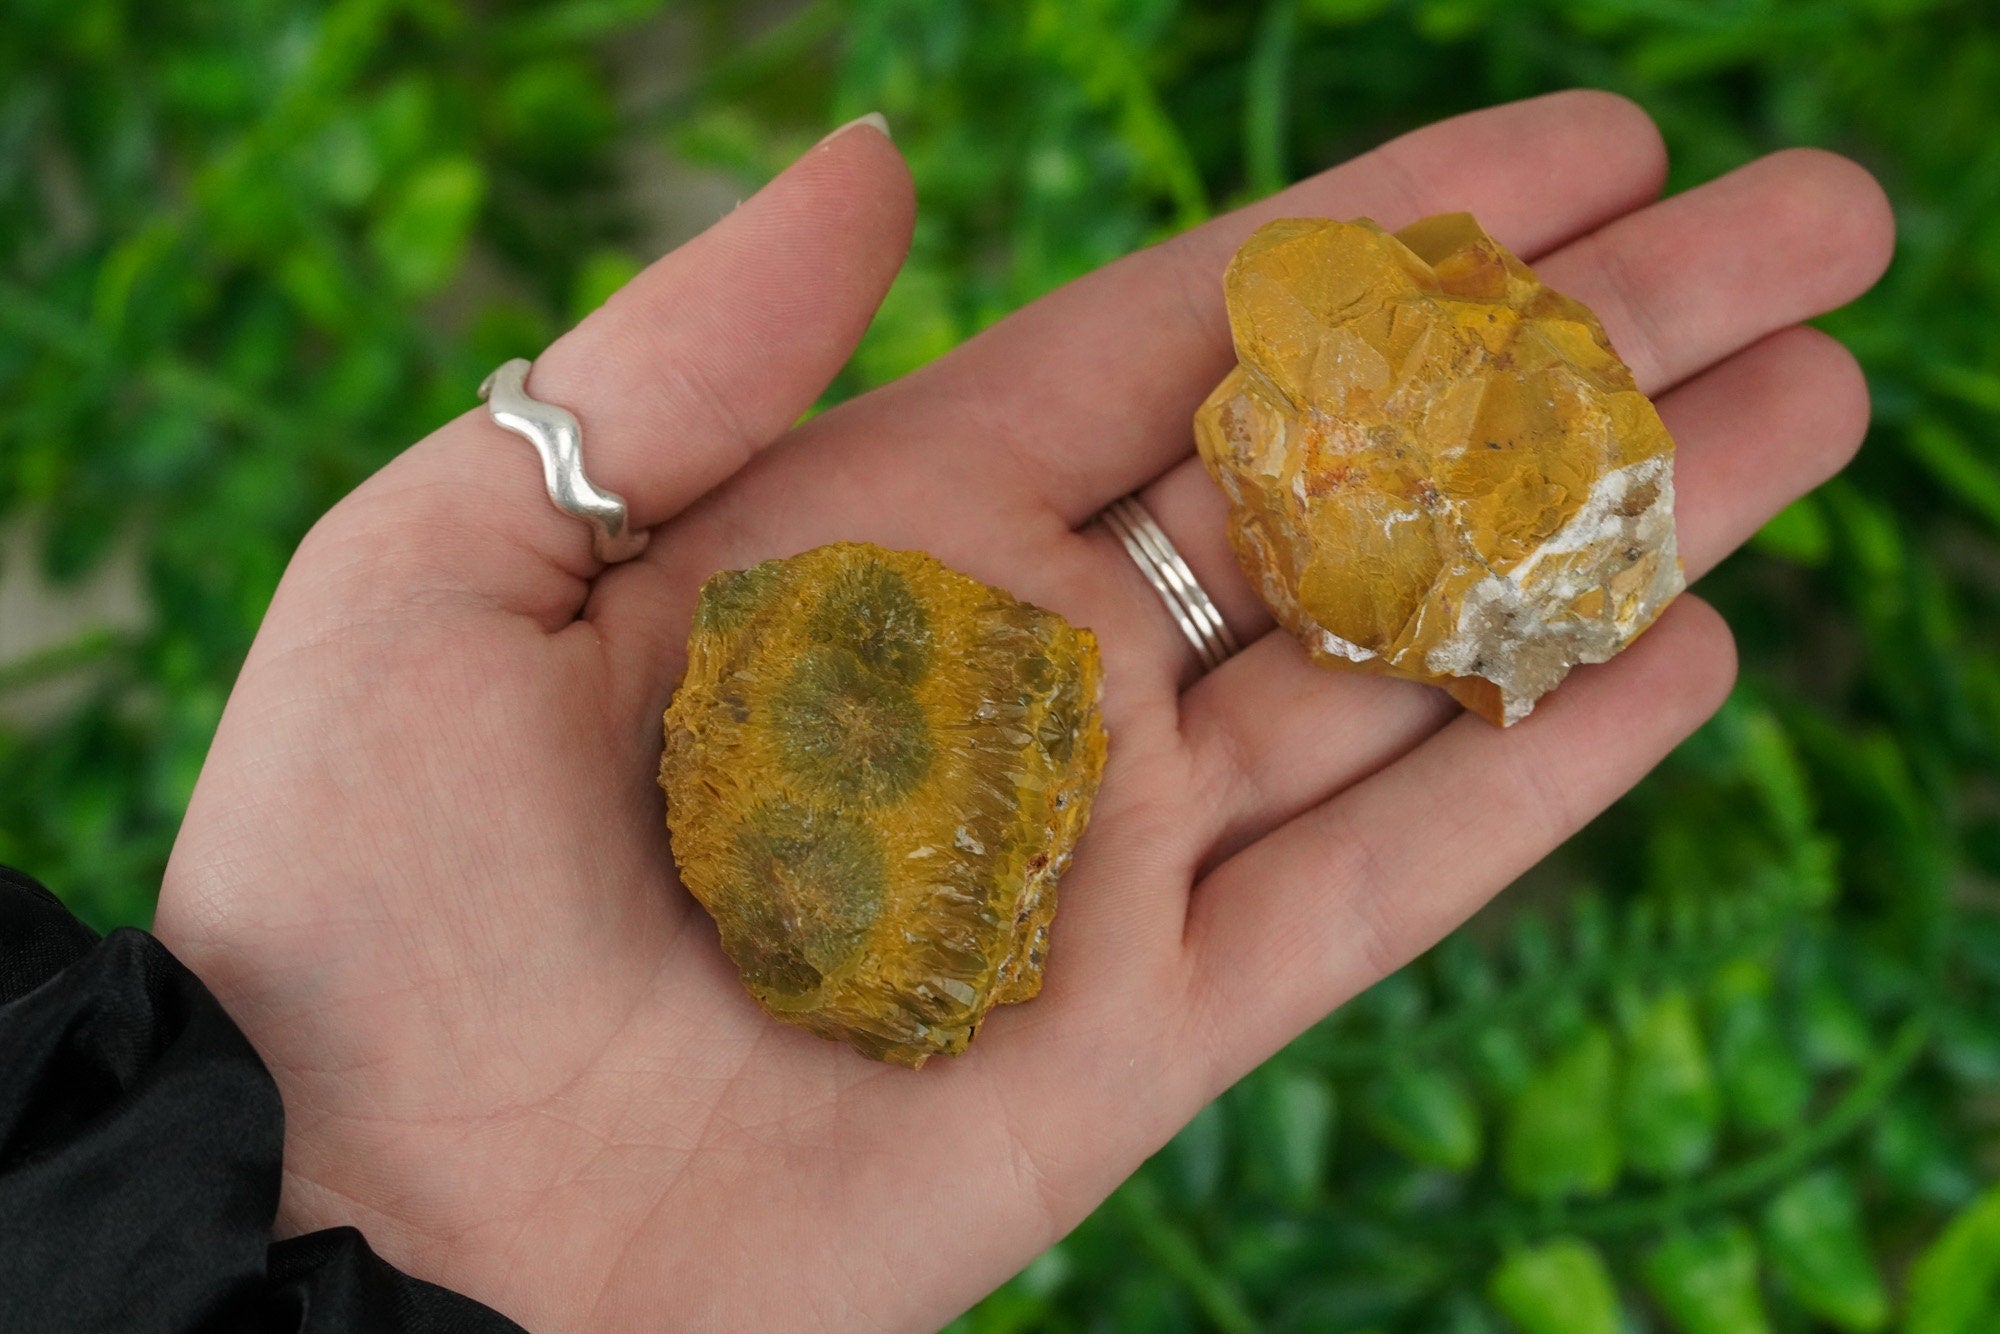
[660,543,1107,1066]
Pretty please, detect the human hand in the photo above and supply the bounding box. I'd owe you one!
[156,93,1892,1331]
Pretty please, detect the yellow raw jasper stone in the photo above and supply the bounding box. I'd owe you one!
[659,543,1107,1067]
[1194,213,1685,725]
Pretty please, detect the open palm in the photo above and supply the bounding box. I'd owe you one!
[155,94,1892,1332]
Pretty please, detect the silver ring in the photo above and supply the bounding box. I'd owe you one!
[1099,494,1240,673]
[479,357,649,564]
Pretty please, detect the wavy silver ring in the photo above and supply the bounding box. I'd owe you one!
[1099,494,1240,673]
[479,357,650,565]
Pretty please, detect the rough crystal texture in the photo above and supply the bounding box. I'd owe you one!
[660,542,1107,1067]
[1194,213,1685,725]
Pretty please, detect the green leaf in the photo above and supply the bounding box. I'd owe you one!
[1164,1099,1227,1205]
[1870,1093,1978,1204]
[854,267,965,387]
[1243,1068,1335,1208]
[1362,1065,1481,1173]
[1926,363,2000,414]
[570,249,644,322]
[312,114,381,207]
[369,155,486,296]
[277,243,354,330]
[1641,1223,1771,1334]
[1416,0,1493,42]
[1024,0,1209,229]
[1620,989,1721,1178]
[1242,0,1298,195]
[1760,1172,1888,1331]
[1502,1024,1620,1202]
[1508,911,1560,980]
[1906,418,2000,535]
[957,1246,1071,1333]
[1799,977,1874,1073]
[1937,1005,2000,1085]
[1904,1184,2000,1334]
[1472,1024,1536,1099]
[1302,0,1396,21]
[1752,495,1832,566]
[1435,929,1501,1006]
[1109,1176,1258,1334]
[494,0,672,48]
[498,58,618,167]
[1710,962,1812,1136]
[470,300,558,371]
[363,77,444,185]
[1488,1238,1622,1334]
[1820,480,1906,580]
[1356,967,1430,1031]
[90,219,180,342]
[1734,705,1818,843]
[1568,891,1612,966]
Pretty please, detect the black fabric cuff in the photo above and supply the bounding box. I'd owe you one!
[0,866,524,1333]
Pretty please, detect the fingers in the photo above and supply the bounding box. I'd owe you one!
[571,90,1670,715]
[309,120,914,628]
[1533,147,1893,394]
[824,90,1669,525]
[594,91,1670,720]
[1176,324,1871,859]
[1183,596,1739,1081]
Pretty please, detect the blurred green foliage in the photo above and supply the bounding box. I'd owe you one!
[3,0,1998,1329]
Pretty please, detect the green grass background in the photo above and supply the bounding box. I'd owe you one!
[4,1,1998,1329]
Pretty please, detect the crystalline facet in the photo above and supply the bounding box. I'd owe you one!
[659,543,1107,1067]
[1194,213,1685,725]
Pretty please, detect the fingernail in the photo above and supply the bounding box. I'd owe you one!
[817,111,891,147]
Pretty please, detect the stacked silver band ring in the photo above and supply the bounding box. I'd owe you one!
[480,357,650,565]
[1099,494,1240,672]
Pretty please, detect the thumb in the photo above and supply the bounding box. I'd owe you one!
[313,115,913,626]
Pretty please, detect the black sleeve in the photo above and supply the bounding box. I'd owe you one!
[0,866,526,1333]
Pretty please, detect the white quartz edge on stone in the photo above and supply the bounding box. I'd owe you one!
[1422,453,1686,720]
